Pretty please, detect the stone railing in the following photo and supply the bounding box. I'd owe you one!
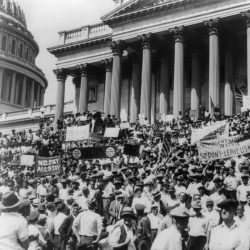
[0,51,46,80]
[0,100,74,123]
[58,22,112,45]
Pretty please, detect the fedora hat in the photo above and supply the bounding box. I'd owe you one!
[121,207,136,219]
[0,191,23,209]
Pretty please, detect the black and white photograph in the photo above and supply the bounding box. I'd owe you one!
[0,0,250,250]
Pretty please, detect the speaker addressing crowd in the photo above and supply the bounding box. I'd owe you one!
[0,108,250,250]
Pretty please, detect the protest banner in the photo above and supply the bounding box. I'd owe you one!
[243,96,250,110]
[197,135,250,161]
[21,155,34,166]
[123,144,140,157]
[191,122,229,144]
[35,156,62,177]
[71,146,117,160]
[165,114,174,122]
[104,128,120,138]
[120,122,130,130]
[66,124,89,141]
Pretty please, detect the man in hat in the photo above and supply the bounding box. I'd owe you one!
[151,207,190,250]
[109,207,137,250]
[187,200,210,250]
[223,167,240,200]
[77,187,90,211]
[166,184,180,207]
[19,179,33,198]
[0,191,29,250]
[102,176,114,222]
[234,204,250,230]
[175,175,186,197]
[209,199,249,250]
[202,198,220,229]
[37,178,48,198]
[59,179,69,201]
[73,199,103,250]
[132,186,150,214]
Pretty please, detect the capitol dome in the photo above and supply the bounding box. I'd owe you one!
[0,0,47,113]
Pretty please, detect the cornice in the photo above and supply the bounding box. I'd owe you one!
[48,34,112,56]
[102,0,228,28]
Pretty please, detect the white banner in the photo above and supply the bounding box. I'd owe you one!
[243,96,250,110]
[21,155,34,166]
[66,125,89,141]
[197,136,250,161]
[191,122,229,145]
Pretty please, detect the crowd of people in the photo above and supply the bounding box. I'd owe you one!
[0,108,250,250]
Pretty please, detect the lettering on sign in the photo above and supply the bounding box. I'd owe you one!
[35,156,62,177]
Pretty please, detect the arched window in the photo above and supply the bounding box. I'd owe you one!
[25,47,29,60]
[19,43,23,58]
[11,39,16,55]
[1,36,6,51]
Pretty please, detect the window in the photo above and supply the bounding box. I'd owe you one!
[1,36,6,51]
[11,39,16,55]
[19,43,23,58]
[25,47,29,60]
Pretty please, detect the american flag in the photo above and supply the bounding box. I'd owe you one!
[234,83,244,106]
[159,136,172,161]
[210,96,215,113]
[152,123,159,133]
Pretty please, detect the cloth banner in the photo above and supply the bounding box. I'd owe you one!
[21,155,34,166]
[243,96,250,110]
[66,124,89,141]
[197,135,250,161]
[71,146,117,160]
[123,144,140,157]
[120,122,130,130]
[191,122,229,144]
[104,128,120,138]
[35,156,62,177]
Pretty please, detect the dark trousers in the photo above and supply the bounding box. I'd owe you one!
[187,236,206,250]
[53,235,66,250]
[151,229,158,244]
[77,235,97,250]
[103,198,110,222]
[138,239,150,250]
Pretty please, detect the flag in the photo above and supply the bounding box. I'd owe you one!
[160,137,171,161]
[152,123,159,133]
[210,96,215,113]
[234,83,244,106]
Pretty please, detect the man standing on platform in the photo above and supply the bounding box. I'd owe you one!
[102,176,114,222]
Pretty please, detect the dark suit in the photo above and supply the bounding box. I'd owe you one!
[109,200,128,225]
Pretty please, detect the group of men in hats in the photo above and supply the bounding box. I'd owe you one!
[1,110,250,250]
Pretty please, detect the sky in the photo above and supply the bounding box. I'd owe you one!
[17,0,115,105]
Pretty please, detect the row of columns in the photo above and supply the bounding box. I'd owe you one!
[0,68,44,108]
[54,13,250,127]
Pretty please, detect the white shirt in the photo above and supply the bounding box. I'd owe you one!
[188,215,210,237]
[53,212,67,235]
[166,195,180,207]
[59,188,69,201]
[147,213,163,229]
[244,204,250,219]
[174,185,186,197]
[203,210,220,228]
[74,210,102,236]
[209,221,249,250]
[237,184,250,202]
[131,196,151,214]
[0,185,9,194]
[37,184,48,197]
[151,225,182,250]
[0,212,29,250]
[77,195,88,210]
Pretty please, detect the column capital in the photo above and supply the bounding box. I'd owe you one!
[72,77,81,88]
[170,26,185,42]
[53,68,68,81]
[109,40,124,55]
[241,10,250,28]
[101,58,113,72]
[204,18,220,35]
[137,33,154,49]
[77,63,89,77]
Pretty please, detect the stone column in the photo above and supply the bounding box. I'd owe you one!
[77,64,89,114]
[73,77,80,112]
[30,80,35,107]
[129,55,141,123]
[53,68,68,129]
[241,10,250,95]
[224,48,234,116]
[36,85,40,107]
[40,88,44,106]
[109,40,124,118]
[138,33,153,121]
[170,26,185,118]
[10,71,16,104]
[21,76,27,107]
[204,18,220,113]
[191,53,201,114]
[15,79,20,105]
[0,67,4,100]
[160,55,170,115]
[102,58,113,116]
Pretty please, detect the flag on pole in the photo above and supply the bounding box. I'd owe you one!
[210,96,215,114]
[233,83,244,106]
[160,137,172,161]
[152,123,159,133]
